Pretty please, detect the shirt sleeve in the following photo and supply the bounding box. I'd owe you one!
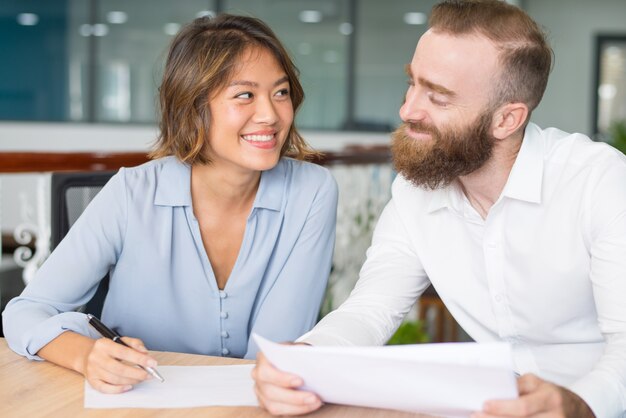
[568,159,626,417]
[299,198,430,347]
[244,169,338,359]
[1,169,128,360]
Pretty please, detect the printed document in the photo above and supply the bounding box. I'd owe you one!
[254,334,517,417]
[84,364,258,408]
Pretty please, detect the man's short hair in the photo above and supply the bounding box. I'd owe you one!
[429,0,553,115]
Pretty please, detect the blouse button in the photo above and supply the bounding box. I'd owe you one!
[221,331,229,338]
[219,291,228,299]
[222,348,230,355]
[220,311,228,319]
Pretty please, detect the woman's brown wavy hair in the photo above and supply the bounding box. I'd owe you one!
[150,14,316,165]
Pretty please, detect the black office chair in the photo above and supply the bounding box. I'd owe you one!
[50,171,116,317]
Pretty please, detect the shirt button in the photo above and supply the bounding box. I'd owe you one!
[495,294,503,303]
[219,291,228,299]
[220,311,228,319]
[221,331,229,338]
[222,348,230,355]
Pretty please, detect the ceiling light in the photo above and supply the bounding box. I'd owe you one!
[164,23,181,36]
[339,22,353,35]
[403,12,427,25]
[299,10,322,23]
[17,13,39,26]
[196,10,216,18]
[598,84,617,100]
[79,24,92,37]
[92,23,109,36]
[107,11,127,24]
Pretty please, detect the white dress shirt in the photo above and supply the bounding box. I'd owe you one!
[301,123,626,417]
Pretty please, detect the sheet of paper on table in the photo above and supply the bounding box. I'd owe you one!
[253,334,517,418]
[84,364,258,409]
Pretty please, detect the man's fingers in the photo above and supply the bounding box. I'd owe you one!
[255,377,320,406]
[482,375,560,417]
[254,352,303,387]
[252,351,323,416]
[517,374,542,395]
[254,384,321,416]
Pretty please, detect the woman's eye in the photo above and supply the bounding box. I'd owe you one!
[236,92,253,99]
[275,88,290,97]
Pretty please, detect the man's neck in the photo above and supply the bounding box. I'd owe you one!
[457,132,523,219]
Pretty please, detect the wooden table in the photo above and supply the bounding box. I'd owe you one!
[0,338,428,417]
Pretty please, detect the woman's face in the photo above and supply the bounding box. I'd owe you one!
[206,47,294,174]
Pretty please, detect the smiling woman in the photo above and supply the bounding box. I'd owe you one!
[206,47,294,174]
[2,14,338,395]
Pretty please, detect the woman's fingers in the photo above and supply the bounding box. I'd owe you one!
[85,337,154,392]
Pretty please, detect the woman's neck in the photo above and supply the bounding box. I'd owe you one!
[191,163,261,212]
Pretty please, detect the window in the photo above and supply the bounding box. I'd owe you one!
[1,0,433,131]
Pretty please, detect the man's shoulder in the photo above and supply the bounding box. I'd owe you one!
[529,123,625,168]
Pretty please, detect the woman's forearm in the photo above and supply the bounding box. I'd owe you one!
[37,331,95,375]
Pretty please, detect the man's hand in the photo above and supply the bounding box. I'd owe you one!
[472,374,595,418]
[252,351,322,416]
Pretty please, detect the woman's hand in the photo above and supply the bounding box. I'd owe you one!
[252,351,323,416]
[82,336,158,394]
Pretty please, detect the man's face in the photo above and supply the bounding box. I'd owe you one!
[391,108,496,189]
[392,30,501,189]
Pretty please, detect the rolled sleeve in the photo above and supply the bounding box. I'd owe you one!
[2,170,127,359]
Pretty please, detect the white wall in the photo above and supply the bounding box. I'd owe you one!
[526,0,626,136]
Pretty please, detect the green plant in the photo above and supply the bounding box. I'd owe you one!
[609,120,626,154]
[386,320,429,345]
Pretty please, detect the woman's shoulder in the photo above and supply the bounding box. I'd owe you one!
[279,157,335,189]
[117,156,187,185]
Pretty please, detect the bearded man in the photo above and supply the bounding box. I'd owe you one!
[252,1,626,417]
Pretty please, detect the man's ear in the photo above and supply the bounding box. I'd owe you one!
[491,102,528,140]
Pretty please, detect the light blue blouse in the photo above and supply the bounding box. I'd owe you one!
[2,156,337,360]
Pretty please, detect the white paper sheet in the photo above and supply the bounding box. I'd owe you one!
[253,334,517,417]
[84,364,258,409]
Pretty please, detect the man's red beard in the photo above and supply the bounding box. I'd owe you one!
[391,111,496,190]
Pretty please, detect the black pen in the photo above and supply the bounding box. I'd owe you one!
[86,314,165,383]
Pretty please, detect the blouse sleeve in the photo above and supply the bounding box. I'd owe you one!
[2,169,128,360]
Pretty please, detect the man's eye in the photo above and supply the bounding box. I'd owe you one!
[427,92,448,107]
[236,92,253,99]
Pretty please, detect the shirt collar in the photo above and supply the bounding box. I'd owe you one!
[252,158,286,211]
[426,181,468,214]
[426,122,544,212]
[501,122,543,204]
[153,156,286,211]
[154,156,192,206]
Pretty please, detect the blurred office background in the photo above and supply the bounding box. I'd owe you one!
[1,0,626,134]
[1,0,626,341]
